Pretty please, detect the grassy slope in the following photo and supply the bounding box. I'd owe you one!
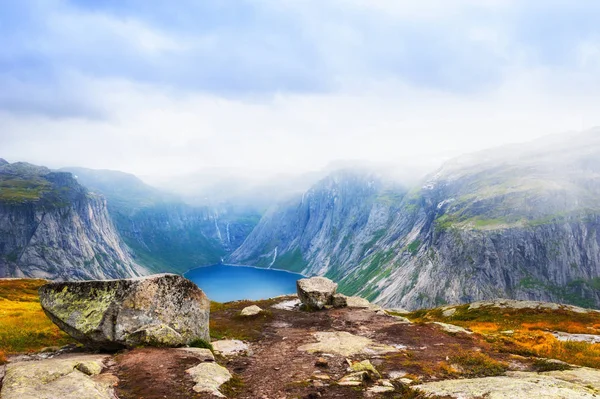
[0,279,74,363]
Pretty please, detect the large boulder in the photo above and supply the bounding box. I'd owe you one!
[39,274,210,350]
[296,277,337,310]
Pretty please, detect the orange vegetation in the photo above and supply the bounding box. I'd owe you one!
[406,304,600,369]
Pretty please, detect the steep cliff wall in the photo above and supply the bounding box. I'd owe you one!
[0,162,147,279]
[64,167,260,273]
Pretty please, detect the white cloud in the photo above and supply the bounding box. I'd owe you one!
[1,65,597,179]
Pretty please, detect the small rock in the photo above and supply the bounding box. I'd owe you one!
[240,305,263,316]
[186,362,232,397]
[272,299,301,311]
[315,357,329,368]
[388,370,407,380]
[312,374,331,380]
[442,308,457,317]
[349,359,381,379]
[332,294,371,309]
[212,340,251,356]
[367,385,395,394]
[297,277,337,310]
[178,347,215,362]
[432,322,473,335]
[399,378,414,385]
[338,371,369,386]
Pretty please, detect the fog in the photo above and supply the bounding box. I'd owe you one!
[1,1,599,187]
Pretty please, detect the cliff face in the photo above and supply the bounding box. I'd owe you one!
[0,162,147,280]
[229,170,405,276]
[63,167,260,273]
[229,131,600,309]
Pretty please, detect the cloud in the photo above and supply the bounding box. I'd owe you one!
[0,1,599,178]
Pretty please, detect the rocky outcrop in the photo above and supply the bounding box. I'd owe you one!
[415,370,600,399]
[0,354,115,399]
[0,162,147,280]
[39,274,210,350]
[297,277,337,309]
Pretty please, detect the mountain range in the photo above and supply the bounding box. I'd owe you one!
[2,130,600,309]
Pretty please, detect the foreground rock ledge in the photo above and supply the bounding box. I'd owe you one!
[39,274,210,350]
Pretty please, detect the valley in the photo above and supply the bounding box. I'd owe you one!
[1,130,600,311]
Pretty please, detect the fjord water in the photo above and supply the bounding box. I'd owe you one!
[184,264,304,302]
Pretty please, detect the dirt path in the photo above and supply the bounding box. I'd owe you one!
[97,300,520,398]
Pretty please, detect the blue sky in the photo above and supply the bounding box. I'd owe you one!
[1,0,599,177]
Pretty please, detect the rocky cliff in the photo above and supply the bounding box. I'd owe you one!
[229,130,600,309]
[229,169,406,276]
[0,161,147,279]
[63,167,260,273]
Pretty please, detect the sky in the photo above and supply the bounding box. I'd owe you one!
[1,0,599,179]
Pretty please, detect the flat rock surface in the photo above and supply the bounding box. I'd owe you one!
[212,340,250,356]
[186,362,232,397]
[0,354,112,399]
[416,371,600,399]
[298,331,398,357]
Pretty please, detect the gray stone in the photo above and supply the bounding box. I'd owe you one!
[39,274,210,350]
[186,362,232,397]
[272,298,301,311]
[332,293,371,309]
[415,370,600,399]
[297,277,337,309]
[298,331,398,357]
[0,354,114,399]
[178,347,215,362]
[338,371,369,386]
[552,331,600,344]
[432,322,473,335]
[240,305,263,316]
[212,340,251,356]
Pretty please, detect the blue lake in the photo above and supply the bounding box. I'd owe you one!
[184,264,304,302]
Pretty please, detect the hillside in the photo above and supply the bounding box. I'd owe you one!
[0,161,148,280]
[229,130,600,309]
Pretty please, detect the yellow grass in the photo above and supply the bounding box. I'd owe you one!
[0,279,74,362]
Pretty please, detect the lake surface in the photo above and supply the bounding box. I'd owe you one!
[184,264,304,302]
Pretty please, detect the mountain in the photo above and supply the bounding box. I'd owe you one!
[62,167,261,273]
[229,169,407,277]
[230,130,600,309]
[0,161,147,279]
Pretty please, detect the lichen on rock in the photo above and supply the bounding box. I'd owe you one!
[39,274,210,350]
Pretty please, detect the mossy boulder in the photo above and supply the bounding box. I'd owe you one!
[39,274,209,350]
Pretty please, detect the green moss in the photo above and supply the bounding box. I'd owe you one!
[189,338,214,352]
